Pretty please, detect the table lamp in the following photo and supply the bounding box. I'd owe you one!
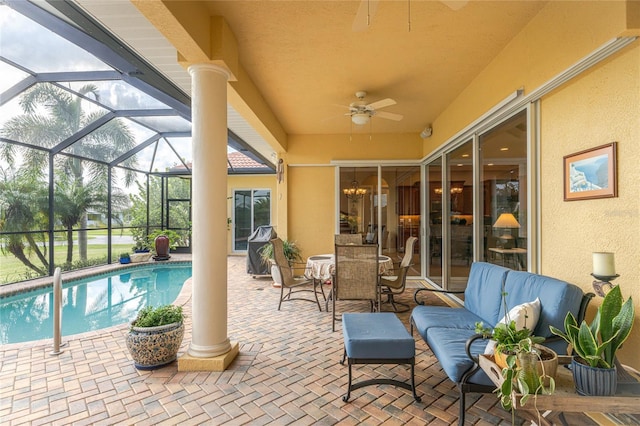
[493,213,520,249]
[591,252,619,297]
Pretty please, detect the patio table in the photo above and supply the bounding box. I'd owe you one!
[305,254,394,282]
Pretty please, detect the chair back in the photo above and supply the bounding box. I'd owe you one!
[400,236,418,268]
[335,234,362,245]
[334,243,379,301]
[270,238,295,287]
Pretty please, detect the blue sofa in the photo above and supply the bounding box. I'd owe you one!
[411,262,593,424]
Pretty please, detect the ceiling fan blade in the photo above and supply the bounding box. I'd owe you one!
[440,0,468,11]
[352,0,379,32]
[375,111,403,121]
[366,98,396,110]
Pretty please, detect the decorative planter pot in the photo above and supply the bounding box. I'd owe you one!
[125,322,184,370]
[494,344,557,386]
[153,235,171,261]
[271,262,282,288]
[130,252,153,263]
[571,357,617,396]
[119,257,131,264]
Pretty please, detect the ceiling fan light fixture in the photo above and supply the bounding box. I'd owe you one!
[352,112,370,125]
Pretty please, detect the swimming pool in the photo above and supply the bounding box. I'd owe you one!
[0,263,192,345]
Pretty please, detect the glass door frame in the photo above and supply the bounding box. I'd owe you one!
[421,102,538,292]
[231,188,272,253]
[334,162,424,277]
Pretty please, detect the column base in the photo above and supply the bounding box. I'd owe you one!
[177,341,239,371]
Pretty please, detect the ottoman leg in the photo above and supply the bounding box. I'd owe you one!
[343,363,353,402]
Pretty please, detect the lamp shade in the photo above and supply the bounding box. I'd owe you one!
[493,213,520,229]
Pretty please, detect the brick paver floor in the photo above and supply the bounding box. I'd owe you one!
[1,255,638,425]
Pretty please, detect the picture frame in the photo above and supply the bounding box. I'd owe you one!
[563,142,617,201]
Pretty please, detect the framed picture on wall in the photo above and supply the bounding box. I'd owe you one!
[563,142,617,201]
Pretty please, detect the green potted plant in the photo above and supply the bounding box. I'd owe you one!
[125,305,185,370]
[259,239,302,287]
[119,252,131,264]
[550,285,634,396]
[494,337,556,424]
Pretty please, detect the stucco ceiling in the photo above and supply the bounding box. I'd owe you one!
[75,0,546,153]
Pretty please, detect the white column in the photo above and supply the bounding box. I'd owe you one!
[188,63,231,358]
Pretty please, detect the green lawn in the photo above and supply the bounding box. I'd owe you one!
[1,241,132,285]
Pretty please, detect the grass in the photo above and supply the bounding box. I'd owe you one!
[1,230,134,285]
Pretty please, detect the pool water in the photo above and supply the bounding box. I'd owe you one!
[0,264,191,345]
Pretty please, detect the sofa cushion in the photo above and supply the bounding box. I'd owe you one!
[411,305,483,340]
[463,262,511,326]
[501,271,584,344]
[426,327,494,386]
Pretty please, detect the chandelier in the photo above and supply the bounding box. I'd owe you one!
[343,180,367,199]
[433,186,463,195]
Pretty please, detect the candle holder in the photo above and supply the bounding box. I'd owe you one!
[591,273,620,297]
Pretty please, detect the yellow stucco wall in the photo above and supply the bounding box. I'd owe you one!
[284,133,422,257]
[421,1,640,367]
[540,44,640,366]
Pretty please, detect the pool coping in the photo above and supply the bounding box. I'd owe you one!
[0,255,194,350]
[0,253,192,298]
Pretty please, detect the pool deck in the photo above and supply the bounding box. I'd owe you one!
[1,255,637,425]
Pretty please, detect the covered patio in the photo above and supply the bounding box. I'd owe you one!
[0,255,612,425]
[1,1,640,424]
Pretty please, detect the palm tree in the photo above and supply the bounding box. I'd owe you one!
[0,167,49,276]
[54,174,105,264]
[1,82,137,263]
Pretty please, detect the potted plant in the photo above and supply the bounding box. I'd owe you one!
[550,285,634,396]
[476,319,546,369]
[125,304,185,370]
[494,337,556,423]
[259,239,302,287]
[119,252,131,264]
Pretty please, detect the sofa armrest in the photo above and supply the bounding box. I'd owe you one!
[464,333,489,365]
[413,287,465,305]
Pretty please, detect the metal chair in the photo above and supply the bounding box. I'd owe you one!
[270,238,322,311]
[380,236,417,313]
[331,243,380,331]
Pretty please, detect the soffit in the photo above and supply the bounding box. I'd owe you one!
[76,0,546,141]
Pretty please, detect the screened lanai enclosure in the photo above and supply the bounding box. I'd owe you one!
[0,1,273,285]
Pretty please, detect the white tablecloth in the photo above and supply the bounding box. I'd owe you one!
[305,253,393,282]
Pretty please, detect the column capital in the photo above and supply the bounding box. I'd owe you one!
[188,63,232,81]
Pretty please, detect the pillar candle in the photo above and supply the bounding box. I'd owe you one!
[593,252,615,276]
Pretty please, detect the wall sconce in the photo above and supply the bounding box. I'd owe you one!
[591,252,619,297]
[276,158,284,183]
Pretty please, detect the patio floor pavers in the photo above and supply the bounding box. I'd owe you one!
[1,255,637,425]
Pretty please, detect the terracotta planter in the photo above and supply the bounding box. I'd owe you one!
[126,322,184,370]
[493,344,557,386]
[154,235,170,261]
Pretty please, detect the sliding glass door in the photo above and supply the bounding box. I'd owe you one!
[479,110,528,270]
[423,108,529,292]
[339,165,421,277]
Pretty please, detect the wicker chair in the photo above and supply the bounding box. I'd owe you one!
[331,243,380,331]
[379,236,417,313]
[270,238,322,311]
[334,234,363,245]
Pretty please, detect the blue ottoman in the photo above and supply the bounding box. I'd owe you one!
[341,312,421,402]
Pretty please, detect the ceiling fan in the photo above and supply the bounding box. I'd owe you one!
[352,0,468,32]
[342,91,403,126]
